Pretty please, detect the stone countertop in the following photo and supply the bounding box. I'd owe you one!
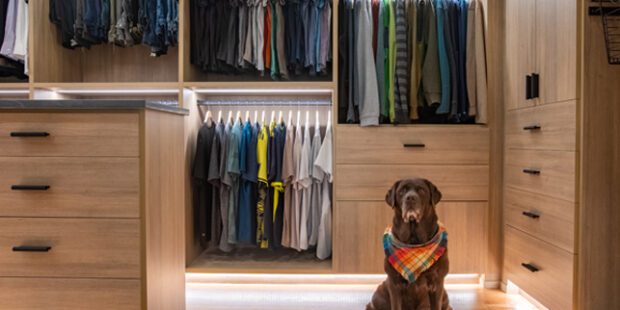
[0,100,189,116]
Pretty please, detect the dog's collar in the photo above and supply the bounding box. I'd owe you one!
[383,223,448,283]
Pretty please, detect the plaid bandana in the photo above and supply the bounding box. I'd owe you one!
[383,224,448,283]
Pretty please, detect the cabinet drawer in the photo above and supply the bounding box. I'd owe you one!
[504,226,574,310]
[0,277,141,310]
[336,165,488,201]
[336,125,489,165]
[0,157,140,218]
[506,100,577,151]
[505,187,576,253]
[504,149,576,202]
[0,112,139,157]
[0,218,140,278]
[334,201,485,274]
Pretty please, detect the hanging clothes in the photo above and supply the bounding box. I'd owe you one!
[315,123,333,260]
[298,123,312,250]
[308,125,323,247]
[192,122,216,248]
[291,121,303,251]
[0,0,26,79]
[256,122,270,249]
[466,0,487,124]
[280,122,296,249]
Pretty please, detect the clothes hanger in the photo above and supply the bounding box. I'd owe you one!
[217,110,222,123]
[278,111,283,125]
[227,111,233,125]
[305,110,310,128]
[236,111,242,123]
[254,111,258,124]
[205,110,213,126]
[296,110,301,128]
[245,110,250,123]
[288,110,293,127]
[270,111,276,125]
[315,110,320,131]
[261,110,266,125]
[327,111,332,129]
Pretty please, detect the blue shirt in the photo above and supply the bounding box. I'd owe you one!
[435,0,451,114]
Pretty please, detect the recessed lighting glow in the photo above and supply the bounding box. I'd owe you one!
[54,89,179,95]
[193,88,333,95]
[0,89,29,95]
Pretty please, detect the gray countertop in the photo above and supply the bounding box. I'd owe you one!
[0,100,189,115]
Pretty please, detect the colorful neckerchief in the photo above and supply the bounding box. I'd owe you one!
[383,223,448,283]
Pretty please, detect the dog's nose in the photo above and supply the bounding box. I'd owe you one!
[405,195,415,203]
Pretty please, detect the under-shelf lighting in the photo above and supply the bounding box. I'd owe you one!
[54,89,179,95]
[193,88,333,95]
[0,89,30,95]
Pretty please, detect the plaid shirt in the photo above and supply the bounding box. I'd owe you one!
[383,223,448,283]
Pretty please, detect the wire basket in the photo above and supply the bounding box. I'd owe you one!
[598,0,620,64]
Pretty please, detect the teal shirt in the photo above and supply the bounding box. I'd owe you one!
[435,0,451,114]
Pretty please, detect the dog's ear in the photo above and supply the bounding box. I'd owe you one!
[424,179,442,206]
[385,180,401,208]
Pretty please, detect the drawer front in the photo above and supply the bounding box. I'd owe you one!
[504,226,574,310]
[505,100,577,151]
[505,187,576,253]
[0,278,141,310]
[504,149,576,202]
[0,157,140,218]
[0,218,140,278]
[334,201,486,274]
[0,112,139,157]
[336,125,489,165]
[336,165,489,201]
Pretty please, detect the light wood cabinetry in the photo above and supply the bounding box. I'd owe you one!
[502,2,620,309]
[0,106,187,310]
[334,125,490,275]
[504,0,536,110]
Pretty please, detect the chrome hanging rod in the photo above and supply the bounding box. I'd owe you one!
[197,99,332,106]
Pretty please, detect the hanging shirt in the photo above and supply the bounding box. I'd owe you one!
[275,0,289,79]
[376,0,388,120]
[192,122,216,247]
[436,0,451,114]
[269,122,286,248]
[420,0,441,108]
[298,124,313,250]
[393,0,410,124]
[291,122,303,251]
[207,121,225,248]
[218,122,234,252]
[238,1,249,68]
[237,121,255,244]
[354,0,380,126]
[467,0,488,124]
[317,0,331,74]
[225,120,242,245]
[308,125,323,247]
[315,125,333,260]
[256,123,270,248]
[387,0,396,122]
[0,0,17,60]
[281,123,296,248]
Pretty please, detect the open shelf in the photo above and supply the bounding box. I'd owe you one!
[187,247,332,274]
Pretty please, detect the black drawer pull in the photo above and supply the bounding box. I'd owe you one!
[522,169,541,175]
[10,132,50,137]
[522,211,540,219]
[12,246,52,252]
[11,185,50,191]
[526,75,533,100]
[531,73,540,99]
[403,143,426,148]
[523,125,541,131]
[521,263,540,273]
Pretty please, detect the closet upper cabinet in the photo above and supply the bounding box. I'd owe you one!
[505,0,578,110]
[504,0,536,110]
[536,0,578,105]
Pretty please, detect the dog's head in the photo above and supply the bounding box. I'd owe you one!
[385,178,442,225]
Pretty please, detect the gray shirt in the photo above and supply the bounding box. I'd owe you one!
[298,124,312,250]
[354,0,380,126]
[315,125,332,260]
[308,125,323,246]
[226,120,243,244]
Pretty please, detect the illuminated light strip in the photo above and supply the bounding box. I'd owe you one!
[54,89,180,95]
[186,273,481,286]
[192,88,333,95]
[0,89,30,95]
[506,281,549,310]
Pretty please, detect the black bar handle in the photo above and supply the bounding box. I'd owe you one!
[403,143,426,148]
[12,246,52,252]
[522,168,541,175]
[521,263,540,273]
[11,185,50,191]
[10,132,50,137]
[522,211,541,219]
[532,73,540,99]
[523,125,541,131]
[526,75,533,100]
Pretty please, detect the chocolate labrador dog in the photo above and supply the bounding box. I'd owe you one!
[367,178,451,310]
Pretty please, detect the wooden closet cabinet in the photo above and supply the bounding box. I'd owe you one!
[504,0,577,110]
[502,2,620,309]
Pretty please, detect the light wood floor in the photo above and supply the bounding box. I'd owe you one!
[187,282,538,310]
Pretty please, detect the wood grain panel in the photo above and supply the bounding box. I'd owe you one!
[0,157,140,218]
[0,218,140,278]
[504,226,574,310]
[579,11,620,310]
[505,100,577,151]
[336,125,490,165]
[335,165,489,201]
[504,149,576,202]
[504,0,536,110]
[0,278,141,310]
[143,110,186,310]
[333,201,486,274]
[504,187,576,253]
[536,0,578,105]
[0,112,140,157]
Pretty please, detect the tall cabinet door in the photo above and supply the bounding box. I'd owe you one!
[536,0,578,105]
[504,0,537,110]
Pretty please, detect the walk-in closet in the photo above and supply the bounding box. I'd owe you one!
[0,0,618,310]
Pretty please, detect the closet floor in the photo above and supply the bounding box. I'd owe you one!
[187,247,332,274]
[186,282,537,310]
